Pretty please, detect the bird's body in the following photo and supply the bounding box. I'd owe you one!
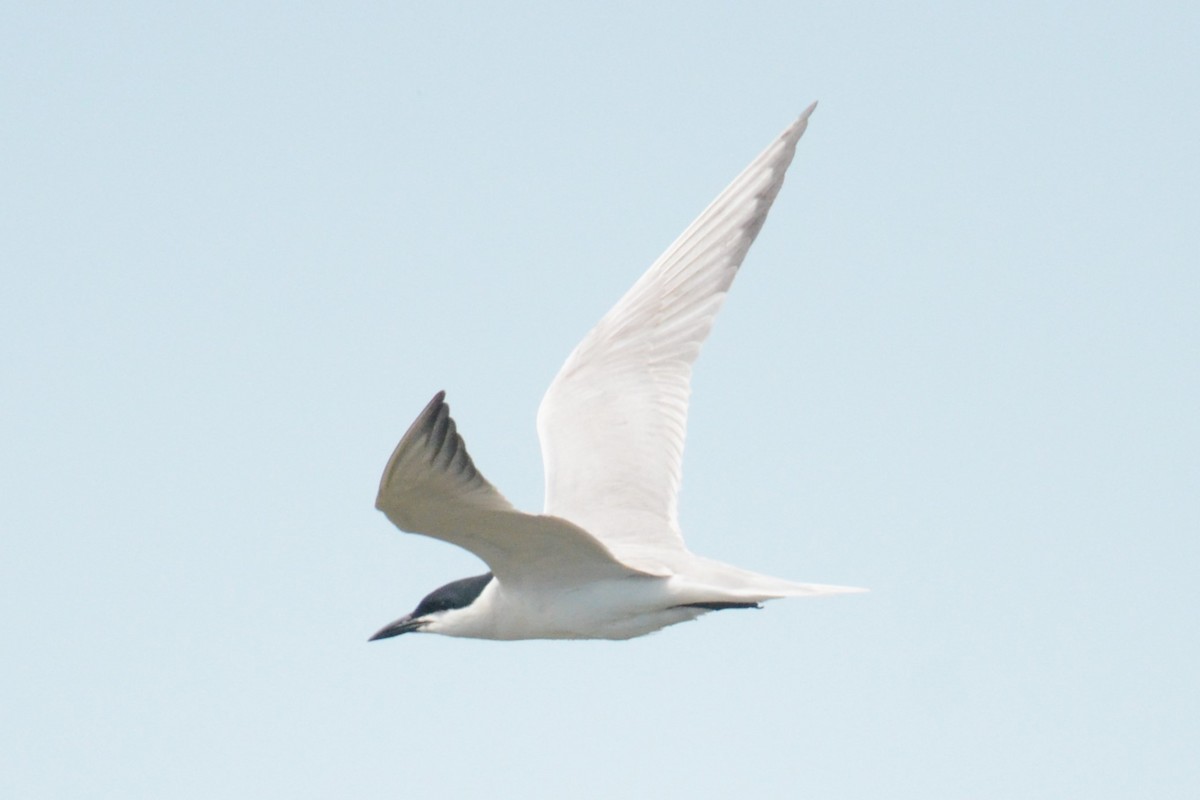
[403,573,710,641]
[370,103,864,643]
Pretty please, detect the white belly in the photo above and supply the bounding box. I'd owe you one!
[440,575,709,641]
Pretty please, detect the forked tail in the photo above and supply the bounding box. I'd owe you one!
[676,555,867,605]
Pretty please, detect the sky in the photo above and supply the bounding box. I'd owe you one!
[3,2,1198,798]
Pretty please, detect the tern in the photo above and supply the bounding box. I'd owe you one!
[370,103,863,642]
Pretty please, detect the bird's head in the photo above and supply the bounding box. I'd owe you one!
[369,572,494,641]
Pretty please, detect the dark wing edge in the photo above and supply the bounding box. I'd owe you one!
[375,391,515,534]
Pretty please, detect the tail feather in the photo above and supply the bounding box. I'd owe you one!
[674,555,867,604]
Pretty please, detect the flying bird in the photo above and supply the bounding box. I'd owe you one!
[370,103,863,642]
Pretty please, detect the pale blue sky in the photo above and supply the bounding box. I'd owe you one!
[3,3,1197,798]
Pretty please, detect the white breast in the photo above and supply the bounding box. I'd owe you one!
[433,575,707,641]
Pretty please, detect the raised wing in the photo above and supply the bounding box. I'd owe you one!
[376,392,658,584]
[537,106,816,568]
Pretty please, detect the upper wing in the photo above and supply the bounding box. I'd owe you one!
[537,106,816,569]
[376,392,660,585]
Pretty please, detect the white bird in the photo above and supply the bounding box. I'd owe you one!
[370,103,863,642]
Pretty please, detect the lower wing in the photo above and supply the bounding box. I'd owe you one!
[375,392,663,584]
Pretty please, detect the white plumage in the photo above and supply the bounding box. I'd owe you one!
[371,103,864,642]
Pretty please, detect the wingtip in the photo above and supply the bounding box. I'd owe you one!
[781,101,818,145]
[420,389,448,417]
